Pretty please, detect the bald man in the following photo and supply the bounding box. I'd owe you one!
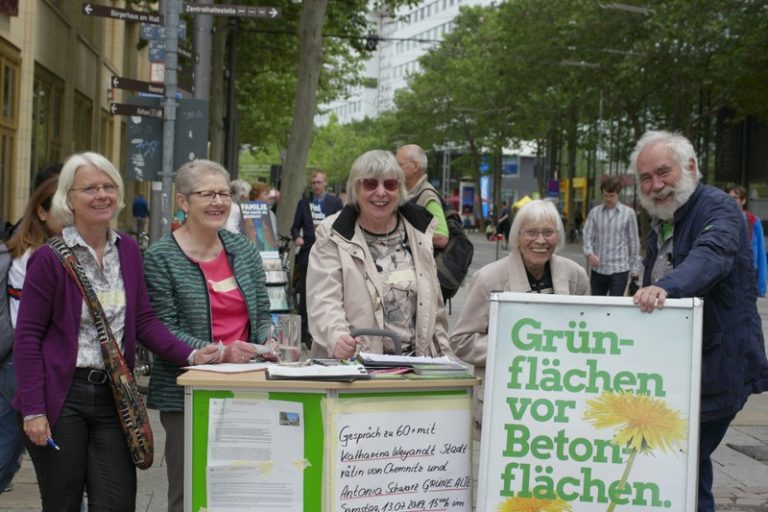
[395,144,449,249]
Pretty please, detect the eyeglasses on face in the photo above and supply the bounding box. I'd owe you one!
[70,184,118,196]
[521,228,557,240]
[360,178,399,192]
[189,190,232,201]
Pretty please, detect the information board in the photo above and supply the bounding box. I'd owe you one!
[329,393,473,512]
[477,293,702,512]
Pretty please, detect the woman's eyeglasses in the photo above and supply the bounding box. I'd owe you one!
[361,178,399,192]
[189,190,232,201]
[70,184,118,196]
[521,229,556,240]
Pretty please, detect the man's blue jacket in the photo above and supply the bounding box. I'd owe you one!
[642,183,768,422]
[290,193,343,266]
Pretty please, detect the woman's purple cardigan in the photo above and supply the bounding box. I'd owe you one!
[12,234,193,426]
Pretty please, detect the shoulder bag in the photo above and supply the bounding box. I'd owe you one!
[47,237,154,469]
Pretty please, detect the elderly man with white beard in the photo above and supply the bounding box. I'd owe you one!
[629,130,768,512]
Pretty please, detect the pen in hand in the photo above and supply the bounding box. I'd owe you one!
[46,437,60,451]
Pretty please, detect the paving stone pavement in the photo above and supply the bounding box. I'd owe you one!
[1,232,766,511]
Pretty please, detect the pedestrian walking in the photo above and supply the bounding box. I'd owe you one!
[290,170,343,347]
[582,175,641,296]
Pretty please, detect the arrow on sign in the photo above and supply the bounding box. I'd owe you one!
[110,102,164,118]
[111,76,165,95]
[82,3,163,24]
[181,3,282,19]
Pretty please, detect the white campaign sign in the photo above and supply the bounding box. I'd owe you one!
[478,293,702,512]
[331,395,473,512]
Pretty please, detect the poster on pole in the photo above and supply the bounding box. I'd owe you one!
[477,293,702,512]
[241,201,279,258]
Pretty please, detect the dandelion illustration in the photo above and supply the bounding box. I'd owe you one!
[584,391,687,512]
[497,496,572,512]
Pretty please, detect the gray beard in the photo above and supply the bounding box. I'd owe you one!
[638,170,697,221]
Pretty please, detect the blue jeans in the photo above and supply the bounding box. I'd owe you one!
[0,359,24,491]
[25,373,136,512]
[698,414,735,512]
[590,270,629,296]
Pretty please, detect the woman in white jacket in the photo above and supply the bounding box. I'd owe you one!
[450,199,589,435]
[306,150,451,359]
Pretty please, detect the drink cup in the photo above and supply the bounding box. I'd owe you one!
[276,314,302,363]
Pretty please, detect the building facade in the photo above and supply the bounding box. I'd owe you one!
[316,0,492,126]
[0,0,149,226]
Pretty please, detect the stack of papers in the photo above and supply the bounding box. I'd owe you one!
[357,352,463,368]
[267,363,370,382]
[356,352,472,379]
[410,363,473,378]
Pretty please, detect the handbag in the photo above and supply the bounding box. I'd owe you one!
[47,238,154,470]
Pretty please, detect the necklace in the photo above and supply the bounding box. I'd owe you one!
[360,217,398,247]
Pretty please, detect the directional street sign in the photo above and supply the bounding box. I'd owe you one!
[182,3,282,19]
[82,3,163,24]
[111,76,165,96]
[110,102,164,119]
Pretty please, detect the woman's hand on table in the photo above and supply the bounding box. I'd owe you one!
[221,341,259,363]
[193,344,221,365]
[333,334,360,359]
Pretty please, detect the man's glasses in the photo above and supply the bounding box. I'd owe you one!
[189,190,232,202]
[361,178,399,192]
[70,184,118,196]
[521,229,557,240]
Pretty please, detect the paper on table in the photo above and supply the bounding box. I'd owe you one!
[182,361,275,373]
[357,352,459,367]
[267,363,368,379]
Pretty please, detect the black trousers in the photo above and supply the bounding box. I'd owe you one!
[297,262,310,342]
[25,373,136,512]
[698,414,735,512]
[590,270,629,296]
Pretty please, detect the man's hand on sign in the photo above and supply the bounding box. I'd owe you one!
[633,285,668,313]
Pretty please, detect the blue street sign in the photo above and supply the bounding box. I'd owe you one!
[139,20,187,41]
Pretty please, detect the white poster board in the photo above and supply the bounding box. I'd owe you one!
[206,398,305,511]
[329,394,473,512]
[478,293,702,512]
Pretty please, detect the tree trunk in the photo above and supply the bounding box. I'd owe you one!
[209,17,228,163]
[276,0,330,236]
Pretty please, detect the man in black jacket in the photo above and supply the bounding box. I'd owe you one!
[290,170,343,346]
[630,130,768,512]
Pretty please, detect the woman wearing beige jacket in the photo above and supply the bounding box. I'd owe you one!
[306,150,450,359]
[450,199,589,435]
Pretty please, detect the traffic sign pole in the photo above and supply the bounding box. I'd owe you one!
[155,0,181,240]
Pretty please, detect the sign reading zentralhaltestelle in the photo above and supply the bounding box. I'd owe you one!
[477,293,702,512]
[182,2,282,19]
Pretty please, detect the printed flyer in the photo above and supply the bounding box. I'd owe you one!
[478,293,702,512]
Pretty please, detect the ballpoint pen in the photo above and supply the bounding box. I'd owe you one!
[46,437,60,451]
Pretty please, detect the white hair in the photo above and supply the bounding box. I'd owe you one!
[51,152,125,226]
[509,199,565,252]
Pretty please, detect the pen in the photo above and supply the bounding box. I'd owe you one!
[46,437,60,451]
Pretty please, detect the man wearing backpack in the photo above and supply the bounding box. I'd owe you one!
[396,145,449,249]
[397,145,473,303]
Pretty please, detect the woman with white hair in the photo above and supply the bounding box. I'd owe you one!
[449,199,589,434]
[143,159,271,512]
[12,152,219,511]
[306,149,451,359]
